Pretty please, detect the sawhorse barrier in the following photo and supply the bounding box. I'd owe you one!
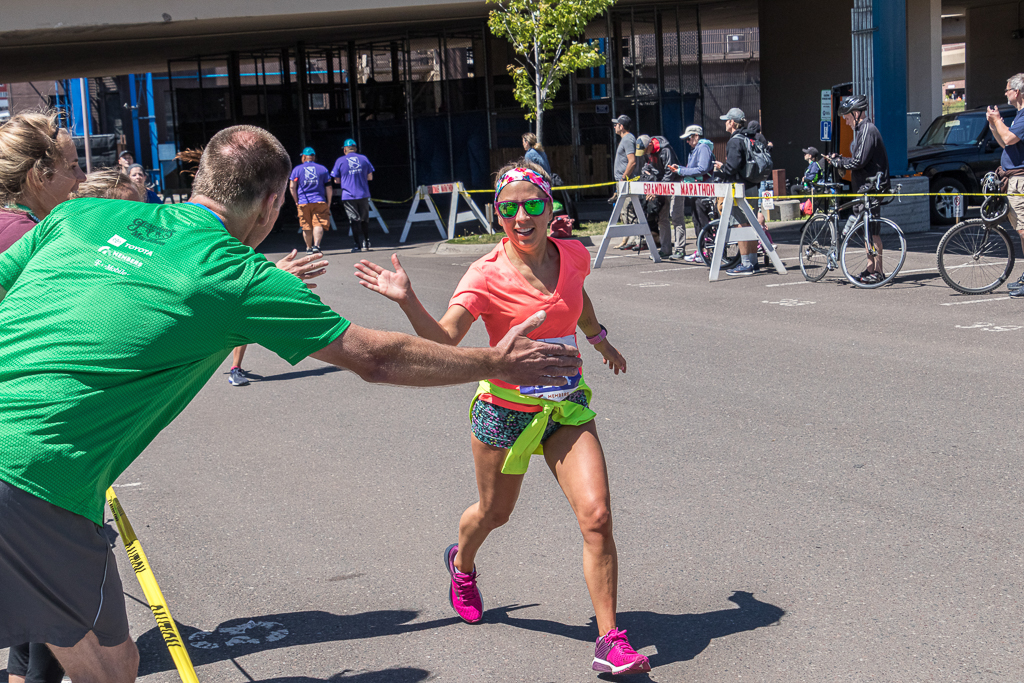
[593,181,785,279]
[708,183,785,280]
[593,183,662,268]
[400,182,492,243]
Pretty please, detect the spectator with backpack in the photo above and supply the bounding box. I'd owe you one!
[635,134,682,257]
[712,107,767,275]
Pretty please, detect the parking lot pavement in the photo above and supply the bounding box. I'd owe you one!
[7,229,1022,683]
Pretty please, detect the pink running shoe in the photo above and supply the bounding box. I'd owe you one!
[444,543,483,624]
[592,628,651,675]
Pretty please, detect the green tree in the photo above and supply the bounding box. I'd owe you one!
[488,0,614,146]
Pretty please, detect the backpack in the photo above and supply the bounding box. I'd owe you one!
[737,134,773,183]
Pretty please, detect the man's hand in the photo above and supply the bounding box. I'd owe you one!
[276,249,328,289]
[492,311,583,387]
[987,105,1002,124]
[713,161,723,171]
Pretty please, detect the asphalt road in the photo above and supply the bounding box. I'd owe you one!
[4,224,1023,683]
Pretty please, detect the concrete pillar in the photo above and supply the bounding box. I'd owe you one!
[906,0,942,126]
[758,0,853,182]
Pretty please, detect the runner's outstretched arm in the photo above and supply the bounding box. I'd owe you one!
[354,254,473,345]
[310,311,580,387]
[577,287,626,375]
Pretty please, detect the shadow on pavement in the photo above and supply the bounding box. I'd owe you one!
[233,365,344,383]
[489,590,784,670]
[135,610,459,676]
[249,668,430,683]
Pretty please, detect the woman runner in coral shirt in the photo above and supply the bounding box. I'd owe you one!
[355,161,650,676]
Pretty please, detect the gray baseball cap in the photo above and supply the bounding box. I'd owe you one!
[681,125,703,138]
[719,107,746,121]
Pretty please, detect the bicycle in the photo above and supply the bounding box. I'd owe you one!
[798,171,907,289]
[935,172,1016,294]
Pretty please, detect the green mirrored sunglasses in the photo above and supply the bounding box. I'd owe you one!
[496,198,550,218]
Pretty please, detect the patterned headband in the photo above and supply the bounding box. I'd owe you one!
[495,167,553,202]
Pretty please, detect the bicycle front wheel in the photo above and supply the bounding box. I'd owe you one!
[697,220,741,270]
[840,217,907,288]
[936,219,1016,294]
[798,213,836,282]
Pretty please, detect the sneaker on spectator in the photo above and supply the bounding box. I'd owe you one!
[592,628,651,675]
[1008,273,1024,290]
[670,250,687,260]
[1009,286,1024,298]
[228,367,249,386]
[311,244,322,253]
[725,263,757,275]
[683,250,704,263]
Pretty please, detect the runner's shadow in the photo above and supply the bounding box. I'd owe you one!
[135,610,459,676]
[489,590,784,669]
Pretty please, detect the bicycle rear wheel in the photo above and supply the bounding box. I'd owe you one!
[798,213,836,282]
[840,217,907,288]
[697,220,741,270]
[936,219,1016,294]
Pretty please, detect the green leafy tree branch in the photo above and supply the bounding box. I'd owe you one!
[488,0,614,146]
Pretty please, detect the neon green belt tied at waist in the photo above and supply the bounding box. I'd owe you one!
[470,378,596,475]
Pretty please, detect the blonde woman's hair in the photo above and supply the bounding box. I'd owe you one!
[0,110,66,208]
[522,132,544,151]
[72,167,143,202]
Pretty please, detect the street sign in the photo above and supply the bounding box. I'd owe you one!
[820,89,832,121]
[761,190,775,211]
[820,121,832,142]
[953,193,963,218]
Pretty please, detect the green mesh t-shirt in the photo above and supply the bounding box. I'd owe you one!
[0,199,350,524]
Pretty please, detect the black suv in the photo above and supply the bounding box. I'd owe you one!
[908,104,1016,224]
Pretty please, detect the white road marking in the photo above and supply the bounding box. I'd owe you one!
[762,299,816,306]
[115,482,142,487]
[188,620,289,649]
[765,280,810,288]
[940,296,1010,306]
[638,266,704,274]
[627,282,671,288]
[955,322,1023,332]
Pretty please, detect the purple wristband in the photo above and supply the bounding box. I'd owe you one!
[586,325,607,345]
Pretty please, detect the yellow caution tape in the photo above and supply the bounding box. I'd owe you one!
[106,487,201,683]
[371,186,1024,204]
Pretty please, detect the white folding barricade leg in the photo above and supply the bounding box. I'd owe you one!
[707,184,787,281]
[593,181,662,268]
[368,199,389,234]
[400,186,446,243]
[446,182,492,240]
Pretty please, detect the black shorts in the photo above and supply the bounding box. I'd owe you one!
[7,643,65,683]
[0,479,130,649]
[343,197,370,224]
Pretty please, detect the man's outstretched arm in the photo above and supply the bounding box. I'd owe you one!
[310,311,581,387]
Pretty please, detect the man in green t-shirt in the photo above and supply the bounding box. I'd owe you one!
[0,125,581,683]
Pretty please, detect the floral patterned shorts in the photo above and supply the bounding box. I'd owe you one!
[470,390,589,449]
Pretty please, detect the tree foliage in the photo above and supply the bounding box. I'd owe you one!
[488,0,614,145]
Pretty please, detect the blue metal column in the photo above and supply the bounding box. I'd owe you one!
[873,0,908,175]
[128,75,143,165]
[145,73,161,187]
[68,79,90,135]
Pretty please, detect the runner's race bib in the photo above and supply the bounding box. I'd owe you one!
[519,335,581,402]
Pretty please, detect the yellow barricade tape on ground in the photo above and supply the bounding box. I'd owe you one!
[106,487,201,683]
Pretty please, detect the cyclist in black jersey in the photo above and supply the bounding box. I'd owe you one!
[828,94,891,285]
